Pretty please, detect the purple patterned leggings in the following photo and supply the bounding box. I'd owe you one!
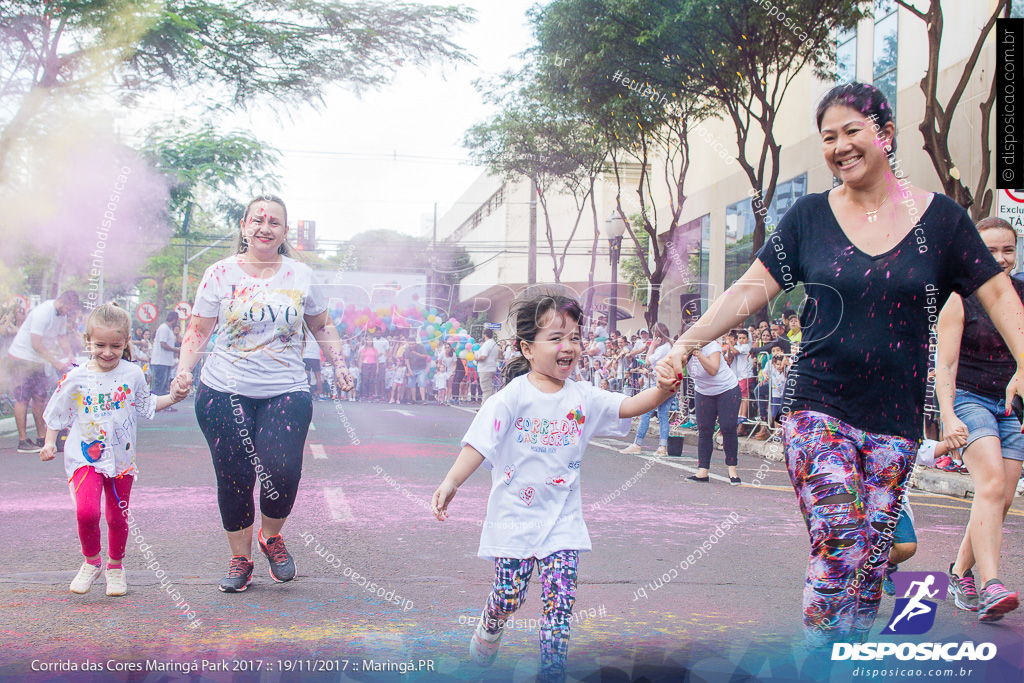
[783,411,916,646]
[482,550,578,682]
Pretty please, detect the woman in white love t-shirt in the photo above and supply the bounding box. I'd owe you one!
[174,195,353,593]
[430,294,678,682]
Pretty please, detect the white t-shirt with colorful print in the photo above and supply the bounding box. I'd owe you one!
[461,374,631,560]
[43,359,156,482]
[193,255,327,398]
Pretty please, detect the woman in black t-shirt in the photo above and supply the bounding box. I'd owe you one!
[667,83,1024,648]
[936,217,1024,621]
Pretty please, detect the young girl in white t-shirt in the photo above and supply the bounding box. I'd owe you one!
[40,304,184,596]
[431,294,677,682]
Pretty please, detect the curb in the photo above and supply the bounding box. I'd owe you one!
[662,427,975,498]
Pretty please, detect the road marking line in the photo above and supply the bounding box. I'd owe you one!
[310,444,327,459]
[324,486,355,521]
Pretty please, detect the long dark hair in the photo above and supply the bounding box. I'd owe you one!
[503,293,583,383]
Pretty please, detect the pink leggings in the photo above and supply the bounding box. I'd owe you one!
[69,467,134,560]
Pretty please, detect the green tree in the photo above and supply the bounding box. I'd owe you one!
[531,0,716,325]
[894,0,1011,218]
[630,0,865,261]
[0,0,474,180]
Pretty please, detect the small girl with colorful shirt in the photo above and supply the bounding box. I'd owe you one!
[431,294,677,682]
[40,304,183,596]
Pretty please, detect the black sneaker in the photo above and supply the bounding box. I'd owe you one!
[259,532,296,583]
[17,439,40,453]
[219,556,254,592]
[33,437,46,448]
[685,475,710,483]
[729,476,742,486]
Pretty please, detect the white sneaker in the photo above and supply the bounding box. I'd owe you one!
[70,562,103,594]
[619,443,642,454]
[469,613,503,667]
[105,567,127,596]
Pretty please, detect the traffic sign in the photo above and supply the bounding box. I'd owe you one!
[136,303,157,324]
[6,295,28,313]
[174,301,192,320]
[997,188,1024,235]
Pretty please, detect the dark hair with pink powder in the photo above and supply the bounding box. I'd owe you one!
[815,82,896,154]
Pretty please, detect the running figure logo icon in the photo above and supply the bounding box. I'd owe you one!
[882,571,949,635]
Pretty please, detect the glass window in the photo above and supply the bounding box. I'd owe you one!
[836,28,857,85]
[670,213,707,319]
[873,1,897,115]
[724,174,807,289]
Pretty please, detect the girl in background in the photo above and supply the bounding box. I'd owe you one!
[40,304,184,596]
[431,294,677,682]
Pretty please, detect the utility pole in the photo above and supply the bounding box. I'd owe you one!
[528,178,537,285]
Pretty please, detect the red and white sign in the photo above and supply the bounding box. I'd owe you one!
[996,188,1024,236]
[6,295,28,313]
[136,303,157,324]
[174,301,192,320]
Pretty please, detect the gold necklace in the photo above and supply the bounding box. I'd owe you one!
[862,193,889,223]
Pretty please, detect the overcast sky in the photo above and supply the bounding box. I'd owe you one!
[220,0,538,247]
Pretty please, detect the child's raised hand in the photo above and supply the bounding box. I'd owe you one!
[40,443,56,461]
[431,478,459,521]
[655,358,679,393]
[174,370,193,392]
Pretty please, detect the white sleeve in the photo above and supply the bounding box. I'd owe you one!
[131,365,157,420]
[916,440,939,467]
[304,279,328,316]
[192,266,221,318]
[43,370,80,431]
[460,392,513,471]
[579,381,632,438]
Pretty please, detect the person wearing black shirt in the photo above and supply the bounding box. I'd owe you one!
[936,216,1024,621]
[668,83,1024,648]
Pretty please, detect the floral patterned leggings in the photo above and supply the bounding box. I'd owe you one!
[783,411,917,646]
[481,550,578,682]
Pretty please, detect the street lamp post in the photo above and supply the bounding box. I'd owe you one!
[603,211,627,334]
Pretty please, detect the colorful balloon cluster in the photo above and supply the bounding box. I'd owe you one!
[328,303,483,369]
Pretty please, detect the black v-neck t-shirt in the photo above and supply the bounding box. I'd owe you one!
[756,190,1002,440]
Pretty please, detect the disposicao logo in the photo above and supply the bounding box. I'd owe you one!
[832,571,997,662]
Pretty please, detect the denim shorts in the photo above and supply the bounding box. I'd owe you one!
[953,388,1024,461]
[892,503,917,545]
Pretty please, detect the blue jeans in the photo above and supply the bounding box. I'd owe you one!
[635,396,671,446]
[953,388,1024,460]
[152,364,174,396]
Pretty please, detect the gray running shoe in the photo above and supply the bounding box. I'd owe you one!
[259,533,296,583]
[219,556,253,592]
[978,580,1020,622]
[948,563,979,611]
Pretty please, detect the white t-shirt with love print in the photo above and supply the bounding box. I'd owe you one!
[193,256,327,398]
[461,374,631,560]
[43,360,156,482]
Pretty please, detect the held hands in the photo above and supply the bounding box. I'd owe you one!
[431,478,459,521]
[169,377,189,403]
[335,367,354,393]
[1006,368,1024,433]
[40,442,57,461]
[942,413,969,451]
[655,358,680,393]
[173,370,193,396]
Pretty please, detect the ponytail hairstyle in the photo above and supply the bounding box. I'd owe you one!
[502,293,583,383]
[84,303,133,361]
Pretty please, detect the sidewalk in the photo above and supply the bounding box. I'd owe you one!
[665,427,979,499]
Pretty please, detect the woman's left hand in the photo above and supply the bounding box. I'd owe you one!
[1005,367,1024,431]
[335,367,354,393]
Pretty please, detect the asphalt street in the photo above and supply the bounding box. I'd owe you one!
[1,398,1022,682]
